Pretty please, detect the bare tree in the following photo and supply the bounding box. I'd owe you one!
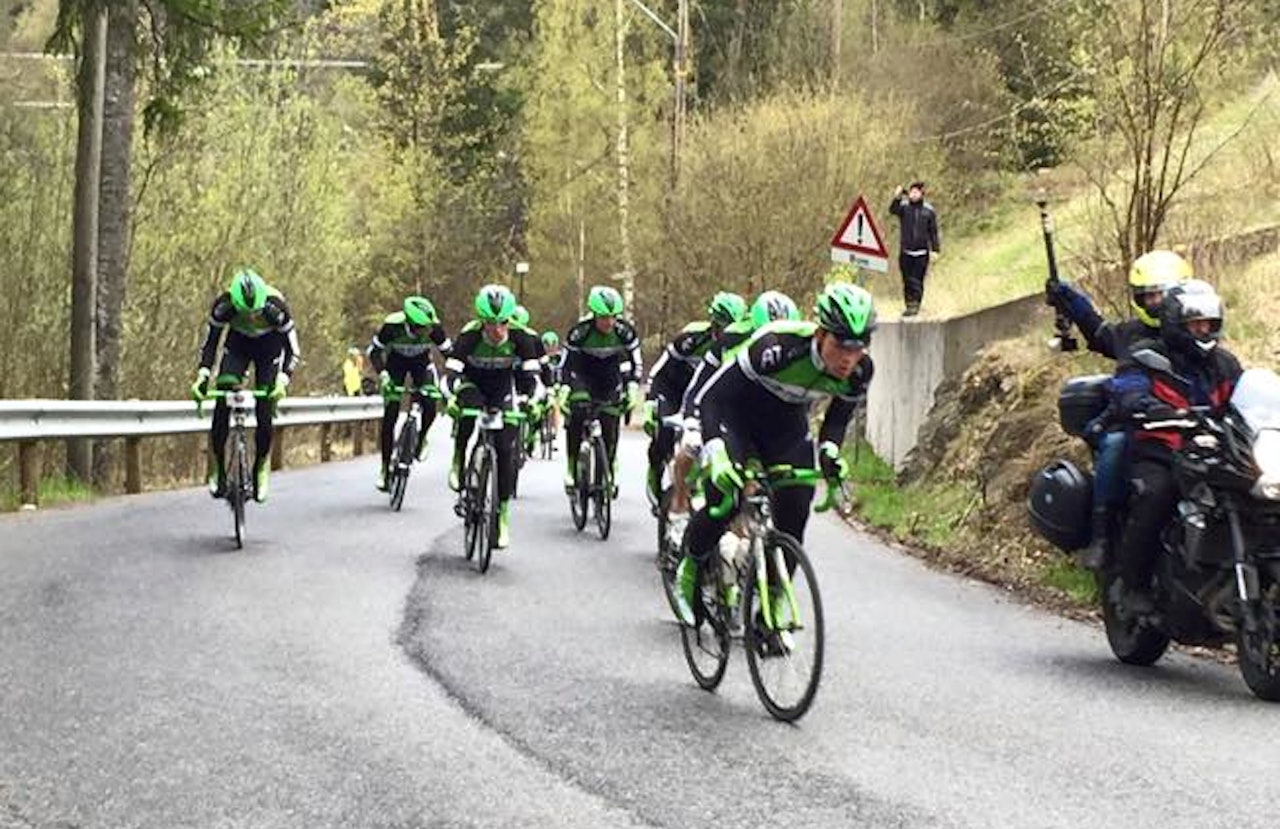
[93,0,138,487]
[1084,0,1247,266]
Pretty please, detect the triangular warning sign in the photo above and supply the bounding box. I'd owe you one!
[830,195,888,258]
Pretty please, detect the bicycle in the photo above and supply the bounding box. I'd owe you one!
[385,380,441,512]
[680,463,843,722]
[456,405,524,573]
[568,396,625,540]
[538,394,559,460]
[198,387,270,550]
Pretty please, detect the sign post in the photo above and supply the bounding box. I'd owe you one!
[515,261,530,298]
[830,195,889,282]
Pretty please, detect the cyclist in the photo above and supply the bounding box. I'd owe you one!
[643,291,748,507]
[368,295,452,492]
[672,282,875,625]
[191,268,300,503]
[541,330,567,435]
[1046,250,1193,568]
[664,290,802,543]
[562,285,643,494]
[510,304,546,460]
[443,284,539,549]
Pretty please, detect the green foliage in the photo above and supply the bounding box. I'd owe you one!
[1043,558,1100,604]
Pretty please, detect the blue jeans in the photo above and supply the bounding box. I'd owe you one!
[1093,431,1127,509]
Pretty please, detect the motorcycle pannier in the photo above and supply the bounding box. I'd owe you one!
[1028,460,1092,551]
[1058,375,1110,439]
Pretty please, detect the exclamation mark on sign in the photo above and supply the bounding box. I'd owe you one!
[855,213,865,246]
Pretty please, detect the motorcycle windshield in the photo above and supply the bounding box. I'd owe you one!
[1231,368,1280,433]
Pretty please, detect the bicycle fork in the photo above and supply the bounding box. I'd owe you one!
[755,536,802,631]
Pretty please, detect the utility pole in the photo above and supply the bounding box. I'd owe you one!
[615,0,635,314]
[68,4,107,483]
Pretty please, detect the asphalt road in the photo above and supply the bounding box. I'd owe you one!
[2,427,1278,829]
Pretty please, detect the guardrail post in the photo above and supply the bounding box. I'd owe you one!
[125,437,142,494]
[320,423,332,462]
[271,429,284,471]
[18,440,39,508]
[353,421,364,455]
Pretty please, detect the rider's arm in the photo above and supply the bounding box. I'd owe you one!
[197,295,234,370]
[443,327,478,393]
[265,296,301,376]
[367,320,394,374]
[619,320,643,383]
[430,323,452,356]
[1050,281,1118,357]
[515,330,540,397]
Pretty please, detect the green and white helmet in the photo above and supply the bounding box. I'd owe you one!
[815,282,875,347]
[707,291,748,327]
[475,284,517,323]
[749,290,800,328]
[403,295,438,327]
[512,305,531,328]
[229,268,268,313]
[587,285,624,318]
[541,330,560,347]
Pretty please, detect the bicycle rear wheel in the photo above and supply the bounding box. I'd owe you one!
[680,564,730,691]
[744,530,824,722]
[228,432,249,549]
[593,436,611,540]
[475,446,497,574]
[570,441,590,531]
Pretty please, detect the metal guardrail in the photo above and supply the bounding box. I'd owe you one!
[0,396,384,508]
[0,396,384,441]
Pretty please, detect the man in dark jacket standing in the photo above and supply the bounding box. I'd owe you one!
[888,180,941,317]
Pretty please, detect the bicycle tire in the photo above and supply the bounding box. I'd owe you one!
[593,435,611,540]
[743,530,824,722]
[229,431,248,549]
[655,487,683,619]
[680,564,730,691]
[463,443,482,562]
[540,417,555,460]
[476,445,497,574]
[570,441,590,532]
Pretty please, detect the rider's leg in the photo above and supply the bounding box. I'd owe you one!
[450,384,482,491]
[250,344,283,502]
[670,451,696,513]
[1080,430,1125,568]
[564,387,589,487]
[673,431,751,623]
[1114,457,1177,612]
[763,435,817,543]
[379,397,398,474]
[646,395,678,503]
[411,361,437,459]
[600,408,621,493]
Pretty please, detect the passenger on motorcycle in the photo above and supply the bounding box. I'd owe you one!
[1048,250,1194,569]
[1110,279,1241,615]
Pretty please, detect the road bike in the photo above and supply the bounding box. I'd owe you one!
[199,388,269,550]
[384,380,441,511]
[568,397,625,540]
[456,405,523,573]
[680,463,841,722]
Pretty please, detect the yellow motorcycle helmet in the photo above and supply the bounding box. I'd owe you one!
[1129,250,1193,328]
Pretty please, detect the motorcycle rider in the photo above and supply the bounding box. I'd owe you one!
[1109,279,1241,615]
[1047,250,1194,568]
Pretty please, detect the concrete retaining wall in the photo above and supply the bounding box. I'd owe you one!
[865,294,1048,469]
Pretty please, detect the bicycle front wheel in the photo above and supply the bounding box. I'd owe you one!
[593,436,611,540]
[570,441,590,532]
[743,530,824,722]
[228,431,249,549]
[475,446,497,574]
[463,445,482,562]
[390,420,416,511]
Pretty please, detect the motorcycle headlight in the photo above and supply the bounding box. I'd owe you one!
[1252,430,1280,500]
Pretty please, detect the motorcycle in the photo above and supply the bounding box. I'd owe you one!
[1029,353,1280,701]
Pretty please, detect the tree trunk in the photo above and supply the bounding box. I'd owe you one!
[615,0,634,312]
[93,0,138,488]
[68,3,108,484]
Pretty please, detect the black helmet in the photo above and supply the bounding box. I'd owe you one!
[1159,279,1223,361]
